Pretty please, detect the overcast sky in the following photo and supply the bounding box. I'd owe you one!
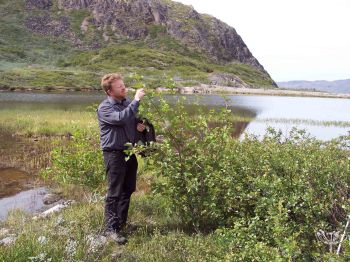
[175,0,350,82]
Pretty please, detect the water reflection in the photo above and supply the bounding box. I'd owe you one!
[0,168,37,198]
[158,94,350,140]
[0,187,48,220]
[1,91,350,141]
[0,167,49,221]
[229,95,350,140]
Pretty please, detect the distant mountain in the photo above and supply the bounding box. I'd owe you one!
[277,79,350,94]
[0,0,277,91]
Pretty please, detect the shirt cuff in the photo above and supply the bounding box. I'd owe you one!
[130,99,140,113]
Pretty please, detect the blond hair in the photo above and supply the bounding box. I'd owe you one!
[101,73,123,94]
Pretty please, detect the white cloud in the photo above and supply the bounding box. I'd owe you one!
[174,0,350,81]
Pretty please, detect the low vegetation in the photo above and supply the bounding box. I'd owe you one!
[1,89,349,261]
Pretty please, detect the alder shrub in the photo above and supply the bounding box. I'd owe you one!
[135,92,350,259]
[40,118,106,192]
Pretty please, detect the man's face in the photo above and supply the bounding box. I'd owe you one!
[108,79,127,99]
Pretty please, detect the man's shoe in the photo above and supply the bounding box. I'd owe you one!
[104,230,128,245]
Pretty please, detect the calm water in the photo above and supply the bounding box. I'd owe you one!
[1,90,350,219]
[1,91,349,140]
[225,95,350,141]
[164,94,350,140]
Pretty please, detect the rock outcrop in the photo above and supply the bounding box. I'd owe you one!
[23,0,276,86]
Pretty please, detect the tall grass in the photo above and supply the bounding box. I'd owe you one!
[0,109,97,137]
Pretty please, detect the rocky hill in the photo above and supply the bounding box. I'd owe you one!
[0,0,277,90]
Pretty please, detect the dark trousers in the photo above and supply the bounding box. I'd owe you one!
[102,150,138,232]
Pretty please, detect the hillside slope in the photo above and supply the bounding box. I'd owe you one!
[0,0,277,91]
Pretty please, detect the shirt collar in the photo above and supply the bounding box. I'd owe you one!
[107,95,127,105]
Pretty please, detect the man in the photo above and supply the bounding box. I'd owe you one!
[96,73,145,245]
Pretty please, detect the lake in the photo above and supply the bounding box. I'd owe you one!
[1,91,349,140]
[1,90,350,219]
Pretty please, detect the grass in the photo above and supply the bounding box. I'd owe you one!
[0,67,101,90]
[0,0,74,66]
[0,42,274,90]
[0,109,98,137]
[257,117,350,128]
[0,107,212,261]
[0,170,232,261]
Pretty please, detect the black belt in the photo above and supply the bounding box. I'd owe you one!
[102,148,125,152]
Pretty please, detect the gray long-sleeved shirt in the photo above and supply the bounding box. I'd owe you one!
[96,95,140,151]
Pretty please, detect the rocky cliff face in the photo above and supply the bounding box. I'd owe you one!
[24,0,276,86]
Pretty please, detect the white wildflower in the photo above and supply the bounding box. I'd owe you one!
[0,228,10,237]
[54,214,64,226]
[37,236,47,244]
[0,234,17,246]
[28,252,52,262]
[57,226,70,236]
[85,234,107,253]
[65,238,77,259]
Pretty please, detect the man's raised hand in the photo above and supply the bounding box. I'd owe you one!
[135,88,145,101]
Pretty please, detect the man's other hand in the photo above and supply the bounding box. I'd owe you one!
[137,122,146,132]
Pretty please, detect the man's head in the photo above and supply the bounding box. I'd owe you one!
[101,73,127,100]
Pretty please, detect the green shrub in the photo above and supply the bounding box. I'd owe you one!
[132,93,350,259]
[40,127,105,192]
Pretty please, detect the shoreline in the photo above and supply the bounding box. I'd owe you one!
[1,85,350,99]
[174,85,350,99]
